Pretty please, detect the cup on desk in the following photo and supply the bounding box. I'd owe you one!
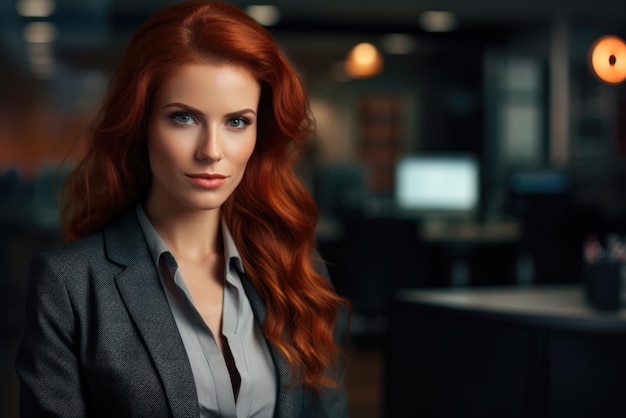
[584,261,621,311]
[583,235,624,311]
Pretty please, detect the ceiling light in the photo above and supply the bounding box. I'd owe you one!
[23,21,57,43]
[418,11,457,32]
[245,5,281,26]
[344,42,384,79]
[381,33,416,55]
[16,0,56,18]
[589,35,626,84]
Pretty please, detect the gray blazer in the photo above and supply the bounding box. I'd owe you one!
[16,210,348,417]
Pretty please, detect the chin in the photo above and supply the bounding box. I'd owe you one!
[184,199,226,212]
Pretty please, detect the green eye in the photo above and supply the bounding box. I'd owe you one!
[228,117,250,129]
[169,112,195,125]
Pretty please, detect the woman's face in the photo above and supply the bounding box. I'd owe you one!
[146,62,260,214]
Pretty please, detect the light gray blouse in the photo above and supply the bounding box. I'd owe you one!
[136,205,277,418]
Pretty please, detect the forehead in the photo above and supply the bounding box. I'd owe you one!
[154,62,261,108]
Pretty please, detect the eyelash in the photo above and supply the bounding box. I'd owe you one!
[169,112,196,125]
[168,112,252,130]
[227,117,251,130]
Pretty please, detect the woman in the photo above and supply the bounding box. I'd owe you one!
[15,1,350,417]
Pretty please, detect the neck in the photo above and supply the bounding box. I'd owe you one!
[142,198,223,262]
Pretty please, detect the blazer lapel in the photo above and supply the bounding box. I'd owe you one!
[103,211,199,418]
[238,269,304,418]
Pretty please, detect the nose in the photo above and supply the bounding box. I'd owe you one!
[196,125,223,162]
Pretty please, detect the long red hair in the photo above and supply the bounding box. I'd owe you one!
[60,1,348,390]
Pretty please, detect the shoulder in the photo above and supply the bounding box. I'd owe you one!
[25,213,142,316]
[28,208,140,289]
[32,232,106,273]
[26,232,112,306]
[33,209,141,273]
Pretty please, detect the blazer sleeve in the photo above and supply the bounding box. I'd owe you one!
[311,250,351,418]
[15,253,87,417]
[313,307,350,418]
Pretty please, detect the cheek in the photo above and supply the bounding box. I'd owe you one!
[240,142,257,167]
[237,144,257,176]
[225,134,257,172]
[240,134,258,165]
[147,138,169,175]
[148,143,180,188]
[148,131,188,171]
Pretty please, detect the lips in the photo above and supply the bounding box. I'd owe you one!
[186,173,228,189]
[187,173,227,180]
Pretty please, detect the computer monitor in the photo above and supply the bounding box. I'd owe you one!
[394,154,480,220]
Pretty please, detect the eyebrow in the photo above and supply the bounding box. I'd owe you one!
[164,102,257,118]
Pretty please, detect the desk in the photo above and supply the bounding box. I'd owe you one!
[419,220,522,244]
[385,285,626,418]
[416,220,522,287]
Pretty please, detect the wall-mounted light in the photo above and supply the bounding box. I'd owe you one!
[23,21,57,43]
[344,42,384,79]
[589,35,626,84]
[22,22,57,78]
[16,0,56,18]
[418,11,457,32]
[245,5,281,26]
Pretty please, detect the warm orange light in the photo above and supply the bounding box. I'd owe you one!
[590,35,626,84]
[344,42,384,79]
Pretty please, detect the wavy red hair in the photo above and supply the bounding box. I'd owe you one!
[60,0,348,390]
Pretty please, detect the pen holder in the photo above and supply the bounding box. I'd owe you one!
[584,261,621,311]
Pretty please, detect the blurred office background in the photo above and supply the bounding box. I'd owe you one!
[3,0,626,417]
